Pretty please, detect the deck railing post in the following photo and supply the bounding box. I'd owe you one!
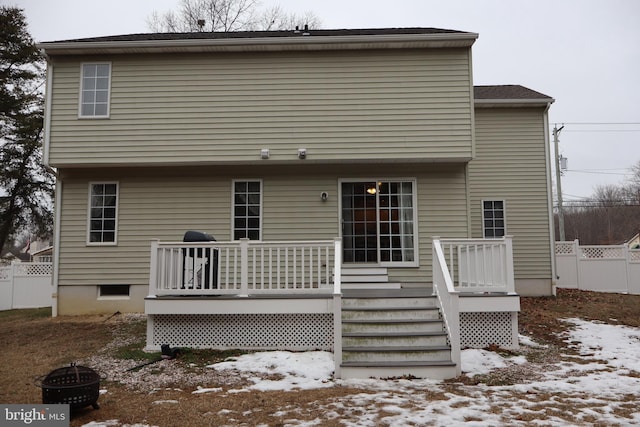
[148,240,159,297]
[333,237,342,295]
[504,235,515,293]
[239,238,249,297]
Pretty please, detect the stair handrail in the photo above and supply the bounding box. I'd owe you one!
[432,237,462,376]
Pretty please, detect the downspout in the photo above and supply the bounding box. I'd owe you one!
[51,177,62,317]
[42,58,61,316]
[542,102,557,296]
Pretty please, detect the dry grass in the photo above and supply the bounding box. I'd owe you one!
[1,289,640,426]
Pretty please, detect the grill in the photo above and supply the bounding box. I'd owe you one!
[37,364,101,410]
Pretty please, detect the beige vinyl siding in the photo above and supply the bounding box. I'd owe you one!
[48,49,473,166]
[469,107,552,281]
[57,164,469,289]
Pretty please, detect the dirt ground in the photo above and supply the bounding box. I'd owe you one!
[1,289,639,427]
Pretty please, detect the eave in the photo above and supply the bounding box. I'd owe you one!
[474,98,555,108]
[37,32,478,56]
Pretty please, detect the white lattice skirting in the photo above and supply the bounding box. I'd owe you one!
[460,312,518,349]
[148,313,334,351]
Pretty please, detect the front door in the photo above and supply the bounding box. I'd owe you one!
[341,180,417,266]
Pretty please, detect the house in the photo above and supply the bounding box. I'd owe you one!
[625,232,640,249]
[39,28,554,379]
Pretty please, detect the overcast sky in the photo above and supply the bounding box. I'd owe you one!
[8,0,640,201]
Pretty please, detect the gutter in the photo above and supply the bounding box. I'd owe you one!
[474,98,556,108]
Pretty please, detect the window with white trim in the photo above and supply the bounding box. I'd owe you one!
[482,200,506,238]
[88,182,118,244]
[233,180,261,240]
[80,63,111,117]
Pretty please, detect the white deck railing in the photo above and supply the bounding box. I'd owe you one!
[148,238,342,297]
[439,236,515,294]
[431,237,461,376]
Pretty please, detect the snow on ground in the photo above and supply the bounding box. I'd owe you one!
[83,319,640,427]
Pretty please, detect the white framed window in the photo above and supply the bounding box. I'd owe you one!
[79,62,111,118]
[88,182,119,245]
[232,180,262,240]
[482,200,506,238]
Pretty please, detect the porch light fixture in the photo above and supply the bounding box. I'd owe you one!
[260,148,270,159]
[298,148,307,159]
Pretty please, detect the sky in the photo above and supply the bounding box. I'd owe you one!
[7,0,640,201]
[82,318,640,426]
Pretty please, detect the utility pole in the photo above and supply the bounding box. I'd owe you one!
[553,124,565,241]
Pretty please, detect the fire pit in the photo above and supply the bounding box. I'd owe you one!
[37,364,101,410]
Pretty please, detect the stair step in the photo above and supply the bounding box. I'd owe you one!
[343,333,448,347]
[342,305,439,311]
[342,348,451,363]
[342,282,401,290]
[342,345,450,352]
[341,360,455,367]
[342,288,431,298]
[342,320,444,334]
[339,363,458,380]
[342,267,388,276]
[342,309,441,322]
[342,297,437,309]
[342,330,445,337]
[341,275,389,283]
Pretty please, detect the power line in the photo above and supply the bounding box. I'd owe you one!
[562,129,640,133]
[553,122,640,125]
[565,169,631,176]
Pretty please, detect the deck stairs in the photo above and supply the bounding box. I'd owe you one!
[340,287,458,379]
[340,266,401,290]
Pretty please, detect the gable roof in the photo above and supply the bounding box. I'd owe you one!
[474,85,554,107]
[38,27,478,56]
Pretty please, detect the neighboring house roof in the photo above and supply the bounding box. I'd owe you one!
[31,246,54,257]
[38,27,478,56]
[474,85,554,107]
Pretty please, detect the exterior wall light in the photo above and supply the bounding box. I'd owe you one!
[261,149,270,159]
[298,148,307,159]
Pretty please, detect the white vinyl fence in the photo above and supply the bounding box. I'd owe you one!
[555,240,640,294]
[0,262,53,310]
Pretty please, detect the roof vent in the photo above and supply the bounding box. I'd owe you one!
[302,24,310,36]
[294,26,300,34]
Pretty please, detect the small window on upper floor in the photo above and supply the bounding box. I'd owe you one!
[482,200,506,238]
[80,63,111,118]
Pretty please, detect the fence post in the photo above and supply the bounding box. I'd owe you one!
[573,239,582,290]
[9,261,16,310]
[624,244,631,293]
[239,238,249,297]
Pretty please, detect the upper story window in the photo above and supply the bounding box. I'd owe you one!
[482,200,506,238]
[233,180,261,240]
[80,63,111,118]
[88,182,119,244]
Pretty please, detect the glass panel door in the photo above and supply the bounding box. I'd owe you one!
[378,181,415,263]
[341,182,378,263]
[341,180,416,265]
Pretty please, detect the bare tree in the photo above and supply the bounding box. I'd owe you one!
[255,5,322,31]
[147,0,321,33]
